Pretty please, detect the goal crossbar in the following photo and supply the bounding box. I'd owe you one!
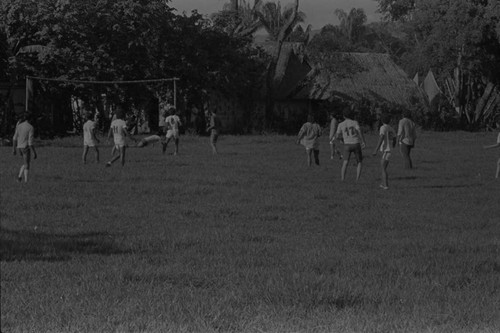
[25,76,179,111]
[26,76,179,84]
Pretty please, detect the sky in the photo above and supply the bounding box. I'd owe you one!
[169,0,381,30]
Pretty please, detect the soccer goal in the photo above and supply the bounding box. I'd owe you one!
[25,76,179,134]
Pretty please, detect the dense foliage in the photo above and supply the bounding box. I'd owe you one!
[0,0,266,136]
[307,1,500,130]
[2,0,499,134]
[374,0,500,129]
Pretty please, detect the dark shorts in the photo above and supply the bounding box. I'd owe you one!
[343,143,363,163]
[18,147,31,167]
[210,131,219,144]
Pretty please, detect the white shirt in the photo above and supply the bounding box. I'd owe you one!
[13,121,34,148]
[83,120,96,146]
[398,117,417,145]
[379,124,396,152]
[329,118,338,142]
[336,119,362,144]
[298,122,322,149]
[165,115,181,131]
[158,109,167,127]
[110,119,127,146]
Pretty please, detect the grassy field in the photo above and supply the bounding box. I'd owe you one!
[1,131,499,333]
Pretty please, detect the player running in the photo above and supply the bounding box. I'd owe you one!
[297,114,322,167]
[206,109,222,155]
[12,112,37,183]
[372,114,397,189]
[397,109,417,169]
[328,113,342,160]
[106,110,131,167]
[162,107,182,155]
[335,107,366,181]
[82,113,100,164]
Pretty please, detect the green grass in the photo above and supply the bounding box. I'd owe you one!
[1,131,499,333]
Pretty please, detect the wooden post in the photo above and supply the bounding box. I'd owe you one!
[25,77,29,111]
[173,78,177,108]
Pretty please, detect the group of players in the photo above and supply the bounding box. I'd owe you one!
[81,106,223,167]
[11,107,500,184]
[80,106,184,167]
[297,107,500,189]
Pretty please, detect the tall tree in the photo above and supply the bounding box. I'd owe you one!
[261,0,300,129]
[308,8,374,56]
[376,0,416,22]
[212,0,263,38]
[334,8,367,43]
[1,0,266,134]
[388,0,500,127]
[257,1,305,41]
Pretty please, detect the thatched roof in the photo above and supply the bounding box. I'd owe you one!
[290,52,425,106]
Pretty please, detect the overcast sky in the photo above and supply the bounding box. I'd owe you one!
[169,0,381,30]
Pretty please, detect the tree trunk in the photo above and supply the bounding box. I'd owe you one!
[263,0,299,131]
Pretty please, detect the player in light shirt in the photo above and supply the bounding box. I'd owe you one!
[483,118,500,179]
[297,113,322,167]
[328,113,342,160]
[162,107,182,155]
[335,107,366,181]
[106,110,130,167]
[82,113,100,164]
[206,109,222,155]
[372,114,397,189]
[12,113,37,183]
[397,109,417,169]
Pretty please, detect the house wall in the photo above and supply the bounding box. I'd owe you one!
[0,83,26,116]
[194,90,327,134]
[204,91,248,133]
[201,94,316,134]
[1,81,75,137]
[0,82,26,137]
[274,100,311,133]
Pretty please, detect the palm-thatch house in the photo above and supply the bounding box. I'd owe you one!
[204,42,425,133]
[203,42,314,133]
[253,43,426,132]
[290,52,426,106]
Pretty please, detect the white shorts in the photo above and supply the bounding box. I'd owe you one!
[382,151,392,161]
[84,140,96,147]
[166,129,179,139]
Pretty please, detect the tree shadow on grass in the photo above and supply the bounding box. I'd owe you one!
[393,176,418,180]
[0,227,129,262]
[421,183,482,189]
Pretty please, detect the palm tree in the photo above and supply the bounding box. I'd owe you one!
[257,1,306,41]
[215,1,303,129]
[214,0,264,38]
[334,8,367,43]
[259,0,300,129]
[232,0,264,37]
